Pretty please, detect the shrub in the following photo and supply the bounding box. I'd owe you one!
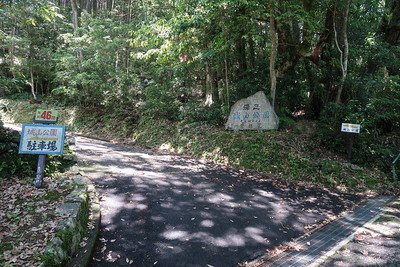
[141,85,180,121]
[317,79,400,179]
[0,127,37,178]
[179,102,227,126]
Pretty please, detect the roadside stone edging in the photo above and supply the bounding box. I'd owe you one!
[40,167,100,267]
[1,122,100,266]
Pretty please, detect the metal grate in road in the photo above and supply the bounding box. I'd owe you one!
[266,196,395,267]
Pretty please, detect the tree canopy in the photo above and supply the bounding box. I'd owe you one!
[0,0,399,171]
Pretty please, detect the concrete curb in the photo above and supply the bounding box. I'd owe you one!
[257,196,396,267]
[39,166,100,267]
[2,121,101,266]
[317,196,400,266]
[66,173,101,267]
[308,198,396,267]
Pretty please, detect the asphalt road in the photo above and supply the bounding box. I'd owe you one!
[74,136,362,267]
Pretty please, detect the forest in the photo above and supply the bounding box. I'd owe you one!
[0,0,399,186]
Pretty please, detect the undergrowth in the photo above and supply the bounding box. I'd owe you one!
[133,118,397,193]
[2,99,399,194]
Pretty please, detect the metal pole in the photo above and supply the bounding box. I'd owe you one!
[346,133,354,161]
[392,153,400,165]
[35,154,46,188]
[392,152,400,181]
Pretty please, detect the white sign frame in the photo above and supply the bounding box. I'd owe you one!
[19,124,66,155]
[341,123,361,133]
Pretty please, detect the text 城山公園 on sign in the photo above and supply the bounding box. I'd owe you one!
[18,124,66,155]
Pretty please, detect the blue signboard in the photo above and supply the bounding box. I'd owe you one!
[19,124,66,155]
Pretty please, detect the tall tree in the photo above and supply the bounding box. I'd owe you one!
[71,0,80,30]
[269,9,278,108]
[381,0,400,75]
[334,0,350,103]
[0,0,64,98]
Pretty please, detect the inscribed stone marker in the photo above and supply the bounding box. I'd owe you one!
[225,91,279,131]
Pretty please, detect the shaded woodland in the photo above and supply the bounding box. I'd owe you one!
[0,0,399,174]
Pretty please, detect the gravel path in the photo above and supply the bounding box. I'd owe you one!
[75,136,362,267]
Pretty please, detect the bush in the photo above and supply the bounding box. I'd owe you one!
[0,125,75,179]
[179,102,227,126]
[0,127,37,178]
[317,81,400,179]
[0,76,27,96]
[141,85,180,121]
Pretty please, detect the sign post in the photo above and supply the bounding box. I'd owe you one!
[19,109,65,188]
[392,153,400,181]
[36,154,46,187]
[341,123,361,160]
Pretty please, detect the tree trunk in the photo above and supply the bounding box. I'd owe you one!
[212,69,219,105]
[225,53,230,105]
[10,23,16,78]
[205,65,212,106]
[71,0,84,64]
[115,51,119,72]
[71,0,79,30]
[30,67,37,100]
[204,64,219,107]
[275,1,303,78]
[248,35,255,69]
[237,31,247,79]
[334,0,350,103]
[381,0,400,75]
[127,0,133,23]
[126,48,130,74]
[269,15,278,108]
[236,6,247,80]
[93,0,97,13]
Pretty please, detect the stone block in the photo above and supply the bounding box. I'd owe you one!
[72,176,89,186]
[64,188,88,203]
[56,202,82,218]
[225,91,279,131]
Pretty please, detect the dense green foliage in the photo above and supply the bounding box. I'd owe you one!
[0,102,74,179]
[2,99,399,192]
[318,76,400,174]
[0,126,37,178]
[0,0,399,188]
[0,123,75,180]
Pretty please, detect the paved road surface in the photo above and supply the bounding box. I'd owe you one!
[74,136,361,267]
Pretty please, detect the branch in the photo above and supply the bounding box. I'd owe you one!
[333,9,345,77]
[307,36,328,66]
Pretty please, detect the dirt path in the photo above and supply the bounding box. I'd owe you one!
[75,136,362,267]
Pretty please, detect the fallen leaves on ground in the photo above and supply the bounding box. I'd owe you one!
[269,242,308,255]
[0,174,76,266]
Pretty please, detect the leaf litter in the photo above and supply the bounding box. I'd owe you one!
[0,174,76,266]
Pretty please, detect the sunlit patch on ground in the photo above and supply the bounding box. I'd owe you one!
[76,136,362,267]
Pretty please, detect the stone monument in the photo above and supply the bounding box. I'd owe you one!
[225,91,279,131]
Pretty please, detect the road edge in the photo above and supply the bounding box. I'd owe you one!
[65,169,101,267]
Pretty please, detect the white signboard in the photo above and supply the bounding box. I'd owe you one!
[341,123,361,133]
[19,124,66,155]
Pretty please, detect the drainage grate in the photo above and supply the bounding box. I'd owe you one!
[266,196,395,267]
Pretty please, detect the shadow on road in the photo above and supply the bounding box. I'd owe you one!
[76,136,362,267]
